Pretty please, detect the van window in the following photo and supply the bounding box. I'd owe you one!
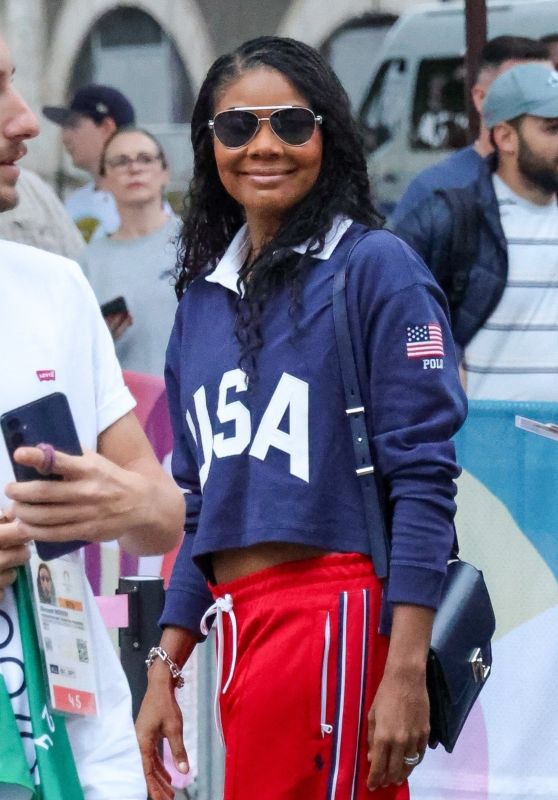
[411,57,468,150]
[359,59,407,151]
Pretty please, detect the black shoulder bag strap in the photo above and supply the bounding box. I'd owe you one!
[332,252,459,577]
[434,187,479,321]
[332,257,389,579]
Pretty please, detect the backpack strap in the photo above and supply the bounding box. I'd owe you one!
[434,186,479,320]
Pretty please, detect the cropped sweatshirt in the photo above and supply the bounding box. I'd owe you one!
[160,220,468,634]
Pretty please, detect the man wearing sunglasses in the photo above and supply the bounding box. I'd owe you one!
[42,85,135,242]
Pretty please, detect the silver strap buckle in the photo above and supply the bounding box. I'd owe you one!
[470,647,491,683]
[356,465,375,477]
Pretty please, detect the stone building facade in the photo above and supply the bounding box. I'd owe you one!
[0,0,427,193]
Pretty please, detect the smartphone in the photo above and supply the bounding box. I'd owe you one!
[100,295,128,318]
[0,392,86,559]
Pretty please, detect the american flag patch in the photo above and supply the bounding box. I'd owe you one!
[406,323,445,359]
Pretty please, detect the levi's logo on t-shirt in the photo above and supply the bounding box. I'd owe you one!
[36,370,56,382]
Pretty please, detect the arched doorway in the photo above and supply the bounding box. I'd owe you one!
[71,7,194,125]
[45,0,215,195]
[67,7,193,194]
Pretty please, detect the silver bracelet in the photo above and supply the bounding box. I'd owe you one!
[145,646,185,688]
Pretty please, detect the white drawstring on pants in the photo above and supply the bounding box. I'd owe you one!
[200,593,238,746]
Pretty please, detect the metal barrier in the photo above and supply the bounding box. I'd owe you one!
[117,576,165,721]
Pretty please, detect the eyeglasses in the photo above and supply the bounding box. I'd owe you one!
[208,106,323,149]
[104,152,163,170]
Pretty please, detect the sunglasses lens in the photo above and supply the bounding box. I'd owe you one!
[213,111,259,147]
[271,108,316,145]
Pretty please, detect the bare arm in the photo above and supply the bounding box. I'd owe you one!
[136,625,201,800]
[367,603,434,791]
[97,411,184,554]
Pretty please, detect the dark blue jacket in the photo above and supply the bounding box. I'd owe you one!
[392,158,508,352]
[160,224,467,635]
[390,146,484,229]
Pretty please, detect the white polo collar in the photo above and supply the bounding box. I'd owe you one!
[204,215,353,295]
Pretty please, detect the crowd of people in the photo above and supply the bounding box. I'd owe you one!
[0,21,557,800]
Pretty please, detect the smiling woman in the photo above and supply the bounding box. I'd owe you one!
[210,69,323,241]
[135,35,467,800]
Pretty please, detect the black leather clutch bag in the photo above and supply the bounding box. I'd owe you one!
[427,559,495,752]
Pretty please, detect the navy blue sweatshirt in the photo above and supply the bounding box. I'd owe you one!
[160,221,467,634]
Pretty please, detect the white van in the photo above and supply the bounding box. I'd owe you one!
[358,0,558,212]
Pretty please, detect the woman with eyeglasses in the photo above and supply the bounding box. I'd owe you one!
[78,127,178,377]
[136,37,467,799]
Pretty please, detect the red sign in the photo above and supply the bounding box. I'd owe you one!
[53,685,97,716]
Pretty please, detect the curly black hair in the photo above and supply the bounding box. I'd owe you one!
[176,36,382,378]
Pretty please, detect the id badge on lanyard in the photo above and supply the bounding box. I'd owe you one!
[27,543,100,717]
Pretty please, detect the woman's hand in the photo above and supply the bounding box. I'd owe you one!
[367,603,434,791]
[0,508,30,601]
[366,662,430,790]
[136,674,188,800]
[136,627,199,799]
[136,663,190,800]
[4,446,156,545]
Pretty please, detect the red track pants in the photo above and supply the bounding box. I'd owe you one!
[203,553,410,800]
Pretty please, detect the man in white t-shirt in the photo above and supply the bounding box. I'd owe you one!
[395,63,558,401]
[42,84,136,242]
[0,37,184,798]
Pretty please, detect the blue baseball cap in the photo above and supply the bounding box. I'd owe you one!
[483,63,558,128]
[42,84,135,128]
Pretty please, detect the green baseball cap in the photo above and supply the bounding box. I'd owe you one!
[483,63,558,128]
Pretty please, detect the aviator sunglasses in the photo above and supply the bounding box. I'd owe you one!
[208,105,323,149]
